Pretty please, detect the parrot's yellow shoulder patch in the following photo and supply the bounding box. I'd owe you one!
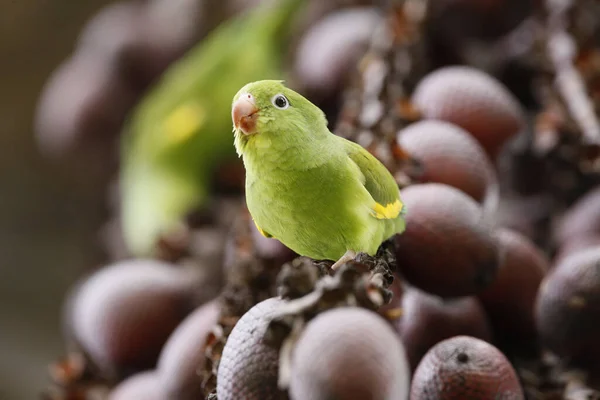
[253,219,273,238]
[371,199,403,220]
[163,102,206,144]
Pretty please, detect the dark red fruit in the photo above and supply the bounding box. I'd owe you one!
[144,0,206,49]
[67,259,199,375]
[289,307,410,400]
[76,0,201,89]
[34,53,136,158]
[535,247,600,366]
[410,336,524,400]
[555,236,600,265]
[397,120,495,203]
[294,7,381,107]
[395,183,499,297]
[411,66,524,160]
[157,300,220,400]
[395,286,492,371]
[109,371,165,400]
[478,228,548,344]
[554,186,600,247]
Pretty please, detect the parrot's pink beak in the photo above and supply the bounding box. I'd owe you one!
[232,93,259,135]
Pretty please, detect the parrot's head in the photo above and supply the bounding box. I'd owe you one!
[231,80,328,157]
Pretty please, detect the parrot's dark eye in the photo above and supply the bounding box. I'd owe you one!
[271,94,289,110]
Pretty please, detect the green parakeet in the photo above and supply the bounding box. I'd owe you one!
[120,0,305,256]
[232,80,406,269]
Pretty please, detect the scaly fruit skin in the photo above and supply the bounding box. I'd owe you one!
[232,80,405,262]
[410,336,524,400]
[120,0,305,256]
[217,297,287,400]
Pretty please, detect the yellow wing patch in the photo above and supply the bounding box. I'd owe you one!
[371,199,403,220]
[163,102,206,144]
[253,219,273,238]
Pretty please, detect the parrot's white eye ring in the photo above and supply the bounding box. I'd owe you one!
[271,94,289,110]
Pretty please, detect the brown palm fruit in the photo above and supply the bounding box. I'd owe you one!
[478,228,549,345]
[410,336,525,400]
[555,236,600,265]
[535,247,600,366]
[109,371,166,400]
[289,307,410,400]
[76,0,202,90]
[217,297,288,400]
[157,299,220,400]
[143,0,206,51]
[395,286,492,372]
[554,186,600,247]
[34,52,136,159]
[411,66,524,160]
[67,259,199,376]
[397,120,495,204]
[294,7,381,110]
[395,183,499,297]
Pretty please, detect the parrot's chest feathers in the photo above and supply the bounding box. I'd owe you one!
[242,146,373,260]
[245,150,334,202]
[245,146,336,208]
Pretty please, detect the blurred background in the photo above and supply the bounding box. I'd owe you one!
[0,2,114,398]
[2,0,597,398]
[0,0,540,397]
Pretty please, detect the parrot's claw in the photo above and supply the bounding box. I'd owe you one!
[330,250,357,271]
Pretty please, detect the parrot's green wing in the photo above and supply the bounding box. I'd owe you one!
[120,0,305,256]
[342,139,404,220]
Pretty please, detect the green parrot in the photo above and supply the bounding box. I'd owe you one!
[120,0,306,256]
[232,80,406,269]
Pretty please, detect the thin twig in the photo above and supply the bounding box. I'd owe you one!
[545,0,600,144]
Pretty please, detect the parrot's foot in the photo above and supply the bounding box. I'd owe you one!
[330,250,357,271]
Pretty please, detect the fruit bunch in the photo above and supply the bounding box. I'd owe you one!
[36,0,600,399]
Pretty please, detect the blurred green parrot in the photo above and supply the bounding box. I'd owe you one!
[120,0,305,256]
